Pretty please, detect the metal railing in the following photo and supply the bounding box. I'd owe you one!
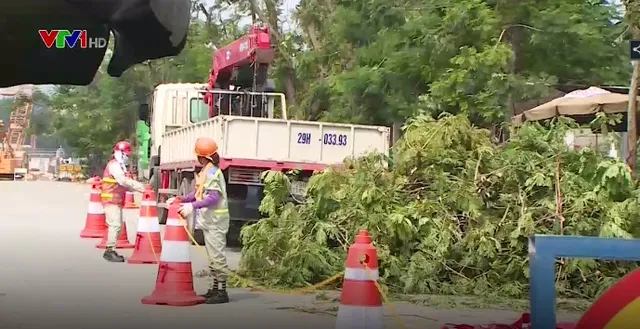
[196,88,288,120]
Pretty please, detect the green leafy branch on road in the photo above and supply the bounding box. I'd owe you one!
[237,114,640,299]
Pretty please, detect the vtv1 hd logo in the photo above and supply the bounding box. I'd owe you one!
[38,30,107,49]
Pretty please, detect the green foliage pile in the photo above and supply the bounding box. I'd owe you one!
[238,114,639,298]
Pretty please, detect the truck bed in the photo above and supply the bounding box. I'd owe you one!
[160,115,390,167]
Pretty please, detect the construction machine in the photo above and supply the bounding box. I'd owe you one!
[0,86,33,180]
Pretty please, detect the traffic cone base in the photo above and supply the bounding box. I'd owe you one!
[142,197,203,307]
[141,262,205,306]
[80,230,105,238]
[129,189,163,264]
[335,306,384,329]
[79,201,106,237]
[80,182,107,238]
[128,231,162,264]
[96,222,134,249]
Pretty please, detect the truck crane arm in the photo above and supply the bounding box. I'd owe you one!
[203,25,276,116]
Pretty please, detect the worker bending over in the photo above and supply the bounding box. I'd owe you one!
[170,137,231,304]
[101,141,146,262]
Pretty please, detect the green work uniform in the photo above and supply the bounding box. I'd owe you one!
[196,166,230,281]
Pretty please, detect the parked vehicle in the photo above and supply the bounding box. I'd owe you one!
[142,84,390,226]
[138,26,391,243]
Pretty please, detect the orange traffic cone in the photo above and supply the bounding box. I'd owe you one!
[124,191,139,209]
[141,198,205,306]
[335,230,383,329]
[128,186,162,264]
[96,220,135,249]
[79,179,108,238]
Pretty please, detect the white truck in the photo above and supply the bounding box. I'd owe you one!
[141,83,390,239]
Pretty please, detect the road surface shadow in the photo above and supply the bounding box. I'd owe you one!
[230,292,261,302]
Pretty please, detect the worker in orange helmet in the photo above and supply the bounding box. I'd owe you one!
[168,137,230,304]
[100,140,146,262]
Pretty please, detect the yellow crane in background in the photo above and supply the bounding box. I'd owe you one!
[0,85,33,180]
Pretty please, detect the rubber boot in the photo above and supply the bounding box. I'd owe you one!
[103,248,125,263]
[205,290,229,304]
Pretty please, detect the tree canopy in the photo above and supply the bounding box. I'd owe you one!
[32,0,630,158]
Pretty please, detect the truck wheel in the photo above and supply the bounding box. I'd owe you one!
[194,229,205,246]
[150,168,168,224]
[158,207,168,225]
[149,167,159,190]
[226,220,246,247]
[179,177,190,196]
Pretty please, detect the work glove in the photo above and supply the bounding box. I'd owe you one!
[178,203,194,217]
[130,180,146,193]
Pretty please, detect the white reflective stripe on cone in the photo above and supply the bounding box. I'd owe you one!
[344,268,379,281]
[166,218,185,226]
[137,216,161,232]
[87,202,104,214]
[335,305,384,329]
[159,240,191,262]
[140,201,156,206]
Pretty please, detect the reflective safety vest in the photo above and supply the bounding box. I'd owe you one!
[100,159,127,206]
[195,165,229,218]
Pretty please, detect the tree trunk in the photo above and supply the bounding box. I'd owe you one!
[626,61,639,174]
[249,0,297,108]
[624,0,640,174]
[282,68,296,112]
[496,1,529,142]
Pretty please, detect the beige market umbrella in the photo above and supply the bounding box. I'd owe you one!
[512,87,638,125]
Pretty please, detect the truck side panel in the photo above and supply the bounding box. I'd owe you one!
[246,120,389,164]
[160,118,223,166]
[160,115,390,166]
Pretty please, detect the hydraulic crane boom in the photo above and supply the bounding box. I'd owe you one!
[203,24,276,118]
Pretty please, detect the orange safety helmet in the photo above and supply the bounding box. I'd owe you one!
[194,137,218,159]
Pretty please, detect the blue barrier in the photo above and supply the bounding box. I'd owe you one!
[528,234,640,329]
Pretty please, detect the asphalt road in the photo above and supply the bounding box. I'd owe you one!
[0,181,583,329]
[0,181,338,329]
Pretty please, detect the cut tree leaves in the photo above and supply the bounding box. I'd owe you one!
[237,114,639,299]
